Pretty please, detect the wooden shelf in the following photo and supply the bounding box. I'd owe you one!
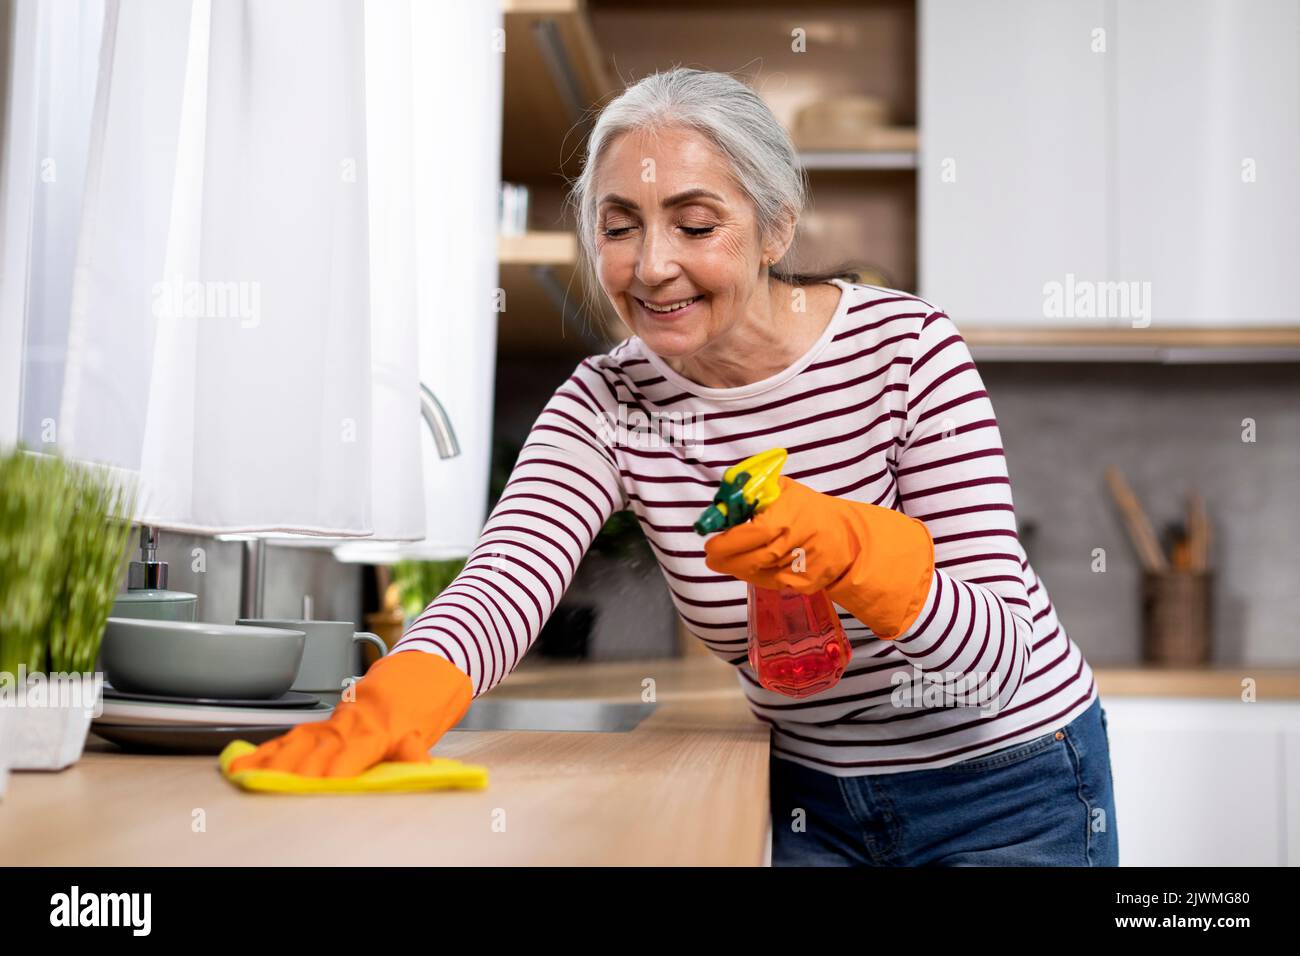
[963,327,1300,347]
[499,231,577,266]
[962,326,1300,363]
[497,231,616,356]
[798,149,918,171]
[501,0,616,183]
[1095,667,1300,700]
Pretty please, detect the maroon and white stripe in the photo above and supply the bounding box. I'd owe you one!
[394,279,1097,777]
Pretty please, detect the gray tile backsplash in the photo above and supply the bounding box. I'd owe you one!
[980,361,1299,666]
[124,534,363,630]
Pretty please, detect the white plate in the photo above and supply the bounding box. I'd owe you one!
[94,698,333,728]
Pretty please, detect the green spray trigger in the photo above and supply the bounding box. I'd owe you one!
[693,448,788,535]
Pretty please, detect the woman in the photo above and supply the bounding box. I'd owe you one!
[232,68,1118,867]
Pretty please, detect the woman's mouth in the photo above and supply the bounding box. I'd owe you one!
[634,294,704,320]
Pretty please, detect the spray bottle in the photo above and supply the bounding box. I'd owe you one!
[694,448,851,698]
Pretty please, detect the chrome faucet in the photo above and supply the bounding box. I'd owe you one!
[420,382,460,459]
[238,382,461,619]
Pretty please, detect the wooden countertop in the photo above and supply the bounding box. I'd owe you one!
[1095,666,1300,700]
[0,656,769,866]
[3,656,1296,867]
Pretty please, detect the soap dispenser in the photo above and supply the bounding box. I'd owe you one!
[110,526,197,622]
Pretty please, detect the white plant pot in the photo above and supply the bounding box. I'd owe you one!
[2,676,100,771]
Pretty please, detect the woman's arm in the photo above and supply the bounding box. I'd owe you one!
[886,310,1034,711]
[391,358,628,697]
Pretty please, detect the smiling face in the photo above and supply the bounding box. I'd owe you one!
[592,125,791,361]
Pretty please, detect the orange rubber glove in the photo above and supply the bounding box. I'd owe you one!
[227,650,473,777]
[703,475,935,640]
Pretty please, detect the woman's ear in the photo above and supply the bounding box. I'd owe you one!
[764,207,799,266]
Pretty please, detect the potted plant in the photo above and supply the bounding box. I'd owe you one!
[391,557,468,625]
[0,447,136,778]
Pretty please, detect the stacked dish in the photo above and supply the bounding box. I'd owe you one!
[92,619,331,754]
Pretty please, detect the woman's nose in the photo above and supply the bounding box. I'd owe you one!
[634,228,681,286]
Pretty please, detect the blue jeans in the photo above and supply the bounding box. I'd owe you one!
[769,696,1119,866]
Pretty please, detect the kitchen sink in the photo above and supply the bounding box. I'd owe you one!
[450,699,657,732]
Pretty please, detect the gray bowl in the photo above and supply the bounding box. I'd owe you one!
[101,618,306,700]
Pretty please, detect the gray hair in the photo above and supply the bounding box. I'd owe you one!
[565,68,855,333]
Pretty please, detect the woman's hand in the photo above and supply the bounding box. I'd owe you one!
[703,475,859,593]
[227,651,473,777]
[703,475,935,639]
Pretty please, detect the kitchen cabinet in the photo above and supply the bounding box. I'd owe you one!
[1286,727,1300,867]
[1104,697,1299,866]
[1114,0,1300,327]
[920,0,1108,326]
[921,0,1300,332]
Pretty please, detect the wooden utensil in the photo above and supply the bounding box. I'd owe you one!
[1104,465,1169,572]
[1186,490,1210,571]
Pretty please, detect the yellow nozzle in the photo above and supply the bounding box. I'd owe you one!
[694,448,789,534]
[725,448,788,513]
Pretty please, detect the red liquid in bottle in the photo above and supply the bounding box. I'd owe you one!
[747,584,850,698]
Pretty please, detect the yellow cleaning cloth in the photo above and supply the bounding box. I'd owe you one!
[218,740,488,794]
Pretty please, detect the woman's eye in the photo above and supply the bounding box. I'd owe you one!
[601,224,713,238]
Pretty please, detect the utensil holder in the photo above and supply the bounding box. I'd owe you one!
[1141,569,1212,666]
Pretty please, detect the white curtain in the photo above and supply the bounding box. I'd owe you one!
[334,0,501,561]
[0,0,104,449]
[1,0,500,554]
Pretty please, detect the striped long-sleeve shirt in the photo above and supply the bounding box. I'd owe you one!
[395,278,1098,777]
